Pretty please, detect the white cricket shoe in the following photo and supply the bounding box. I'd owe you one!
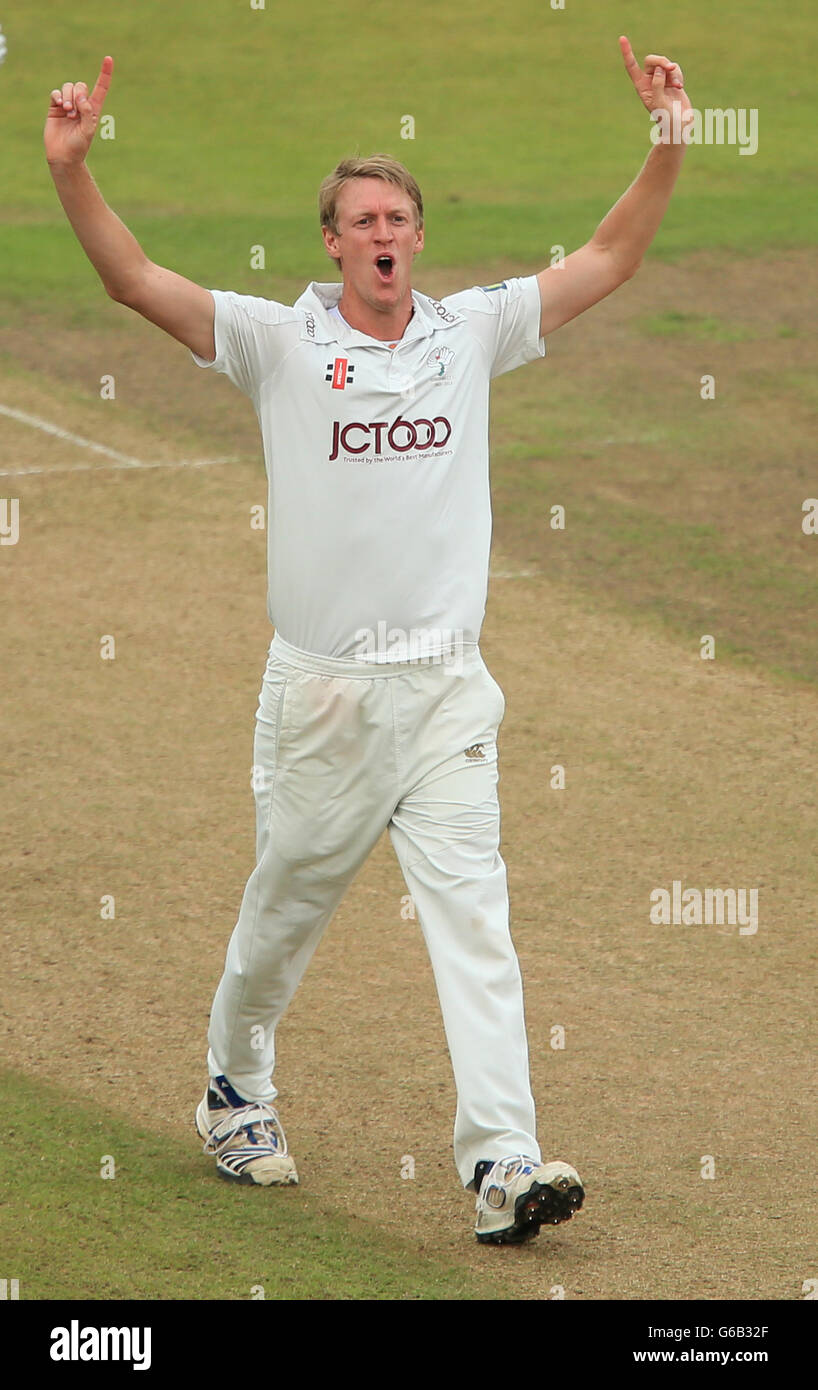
[195,1074,298,1186]
[474,1155,584,1244]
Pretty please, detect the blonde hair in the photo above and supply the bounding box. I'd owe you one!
[318,154,424,235]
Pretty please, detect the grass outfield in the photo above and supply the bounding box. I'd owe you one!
[0,1071,500,1301]
[1,0,816,310]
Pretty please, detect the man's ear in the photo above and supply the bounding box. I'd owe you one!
[322,225,341,263]
[413,224,425,257]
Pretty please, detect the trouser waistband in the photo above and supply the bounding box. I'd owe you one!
[269,631,481,678]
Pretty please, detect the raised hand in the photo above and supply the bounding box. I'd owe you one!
[619,35,691,122]
[44,55,114,166]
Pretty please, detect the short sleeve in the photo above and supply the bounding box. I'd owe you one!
[445,275,546,379]
[190,289,294,398]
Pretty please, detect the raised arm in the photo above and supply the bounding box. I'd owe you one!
[536,36,691,338]
[45,56,216,362]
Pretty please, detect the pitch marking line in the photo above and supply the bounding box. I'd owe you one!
[0,403,239,475]
[0,457,241,477]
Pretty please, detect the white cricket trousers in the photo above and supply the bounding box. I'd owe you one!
[207,632,540,1188]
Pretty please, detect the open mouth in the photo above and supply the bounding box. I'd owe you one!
[374,255,395,282]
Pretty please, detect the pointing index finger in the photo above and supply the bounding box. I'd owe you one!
[619,34,642,83]
[89,55,114,114]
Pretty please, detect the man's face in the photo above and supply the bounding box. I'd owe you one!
[322,177,424,310]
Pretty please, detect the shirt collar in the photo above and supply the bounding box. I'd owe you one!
[294,280,465,347]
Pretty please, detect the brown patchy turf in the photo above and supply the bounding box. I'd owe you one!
[1,253,816,1301]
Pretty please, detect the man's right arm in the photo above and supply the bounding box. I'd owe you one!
[45,58,215,363]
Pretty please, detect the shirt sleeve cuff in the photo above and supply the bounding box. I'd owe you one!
[189,289,219,368]
[522,274,546,358]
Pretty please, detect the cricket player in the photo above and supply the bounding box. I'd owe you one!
[45,37,689,1243]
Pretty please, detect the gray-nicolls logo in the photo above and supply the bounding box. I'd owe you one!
[465,743,486,760]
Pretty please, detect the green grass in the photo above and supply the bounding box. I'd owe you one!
[487,317,818,687]
[1,0,817,313]
[635,311,758,341]
[0,1071,499,1301]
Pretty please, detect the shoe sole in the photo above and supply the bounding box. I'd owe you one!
[195,1099,299,1186]
[212,1160,299,1187]
[476,1176,585,1246]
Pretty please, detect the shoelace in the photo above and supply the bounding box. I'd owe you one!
[203,1101,287,1156]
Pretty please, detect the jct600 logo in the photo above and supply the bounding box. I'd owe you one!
[329,415,452,460]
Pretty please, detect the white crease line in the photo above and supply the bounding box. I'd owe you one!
[0,402,145,466]
[490,569,540,579]
[0,402,240,475]
[0,457,240,477]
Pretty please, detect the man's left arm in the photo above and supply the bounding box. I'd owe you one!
[537,36,692,338]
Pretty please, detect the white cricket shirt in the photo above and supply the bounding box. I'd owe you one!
[191,277,545,660]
